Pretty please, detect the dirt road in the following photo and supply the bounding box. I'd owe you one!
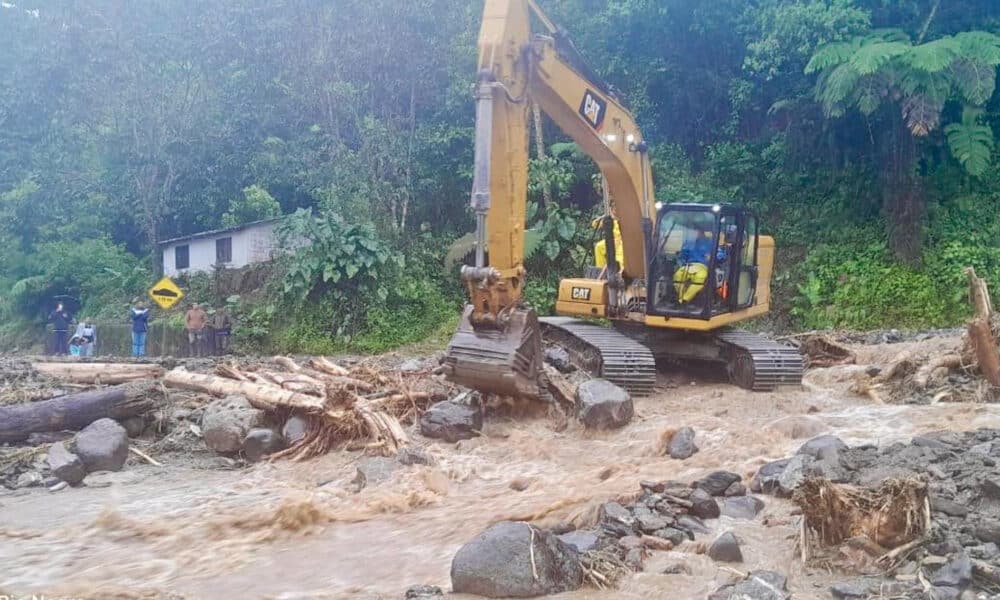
[1,337,997,599]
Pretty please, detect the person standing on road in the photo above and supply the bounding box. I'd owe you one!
[212,306,232,355]
[130,303,150,357]
[48,303,71,355]
[185,303,208,357]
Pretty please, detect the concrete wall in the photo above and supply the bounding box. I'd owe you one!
[162,221,278,277]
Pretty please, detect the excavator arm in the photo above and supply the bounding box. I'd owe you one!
[445,0,655,397]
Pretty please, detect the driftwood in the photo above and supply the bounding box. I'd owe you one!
[912,354,964,388]
[0,381,160,443]
[799,334,855,368]
[309,356,350,377]
[163,370,327,414]
[965,267,1000,387]
[34,362,164,385]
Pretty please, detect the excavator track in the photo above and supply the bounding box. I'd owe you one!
[540,317,657,397]
[716,330,804,392]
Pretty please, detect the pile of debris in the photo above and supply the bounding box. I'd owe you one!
[849,268,1000,405]
[753,430,1000,599]
[448,469,775,597]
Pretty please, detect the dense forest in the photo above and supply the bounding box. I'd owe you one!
[3,0,1000,352]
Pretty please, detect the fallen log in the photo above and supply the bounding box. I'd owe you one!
[34,362,164,385]
[0,381,160,443]
[163,369,327,414]
[912,354,964,389]
[309,357,350,377]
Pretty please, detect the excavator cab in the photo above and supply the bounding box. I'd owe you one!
[649,203,759,319]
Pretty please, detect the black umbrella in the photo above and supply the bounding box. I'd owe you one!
[51,295,81,316]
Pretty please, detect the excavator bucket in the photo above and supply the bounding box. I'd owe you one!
[443,305,545,399]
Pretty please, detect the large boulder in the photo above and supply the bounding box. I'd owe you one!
[708,531,743,563]
[722,496,765,520]
[797,435,847,459]
[751,459,791,494]
[576,379,633,429]
[696,471,742,496]
[776,454,819,498]
[709,570,790,600]
[201,396,266,455]
[73,418,129,473]
[47,441,86,485]
[689,488,721,520]
[281,415,309,445]
[420,400,483,443]
[451,521,584,597]
[667,427,699,460]
[242,428,285,462]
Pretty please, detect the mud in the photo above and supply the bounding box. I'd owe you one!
[0,337,998,599]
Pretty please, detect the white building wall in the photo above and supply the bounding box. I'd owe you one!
[161,221,280,277]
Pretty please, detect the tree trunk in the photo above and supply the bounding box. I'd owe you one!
[34,362,164,385]
[532,102,552,208]
[0,382,160,443]
[882,114,924,264]
[969,319,1000,387]
[163,369,327,413]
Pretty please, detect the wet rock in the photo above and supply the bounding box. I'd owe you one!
[15,471,42,489]
[634,509,669,534]
[708,531,743,563]
[119,416,145,438]
[830,578,881,599]
[282,415,308,445]
[932,553,972,588]
[599,502,636,536]
[709,570,788,600]
[751,459,791,494]
[722,496,765,520]
[201,396,266,455]
[776,454,818,497]
[451,521,584,597]
[661,561,692,575]
[400,358,425,373]
[544,347,574,373]
[353,457,399,491]
[696,471,741,496]
[73,418,129,472]
[975,521,1000,544]
[689,488,721,520]
[618,535,642,550]
[932,496,970,518]
[242,428,285,462]
[640,480,666,493]
[929,586,961,600]
[420,400,483,443]
[797,434,847,459]
[576,379,633,429]
[724,481,747,497]
[676,515,710,535]
[624,547,644,570]
[654,527,689,546]
[968,543,999,561]
[557,530,599,553]
[405,585,443,598]
[398,446,435,466]
[46,441,85,485]
[668,427,698,460]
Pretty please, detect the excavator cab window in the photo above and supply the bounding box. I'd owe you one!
[648,204,758,319]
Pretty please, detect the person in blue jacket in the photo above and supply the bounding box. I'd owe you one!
[130,303,151,356]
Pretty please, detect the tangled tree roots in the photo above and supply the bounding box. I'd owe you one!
[794,477,929,564]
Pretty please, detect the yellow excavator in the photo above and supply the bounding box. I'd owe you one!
[444,0,803,397]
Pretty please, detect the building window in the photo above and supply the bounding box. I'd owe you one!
[216,237,232,264]
[175,245,190,270]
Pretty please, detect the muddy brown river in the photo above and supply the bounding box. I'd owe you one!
[1,338,998,599]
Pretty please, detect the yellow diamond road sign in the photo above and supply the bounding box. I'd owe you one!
[148,276,185,310]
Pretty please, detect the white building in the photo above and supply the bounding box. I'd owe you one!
[159,218,282,277]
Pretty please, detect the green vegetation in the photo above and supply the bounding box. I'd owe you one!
[3,0,1000,354]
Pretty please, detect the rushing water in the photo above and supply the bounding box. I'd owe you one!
[2,341,999,599]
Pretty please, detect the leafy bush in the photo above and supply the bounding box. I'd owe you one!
[221,185,282,228]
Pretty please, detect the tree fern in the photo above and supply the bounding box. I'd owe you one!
[849,40,909,75]
[817,62,859,116]
[805,41,855,74]
[945,121,994,176]
[955,31,1000,66]
[952,59,997,106]
[903,37,959,73]
[902,93,943,136]
[853,73,888,115]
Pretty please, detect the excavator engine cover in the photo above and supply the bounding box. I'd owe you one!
[443,305,544,399]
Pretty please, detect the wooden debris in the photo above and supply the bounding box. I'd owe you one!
[33,362,164,385]
[0,381,161,443]
[799,334,856,368]
[165,357,439,461]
